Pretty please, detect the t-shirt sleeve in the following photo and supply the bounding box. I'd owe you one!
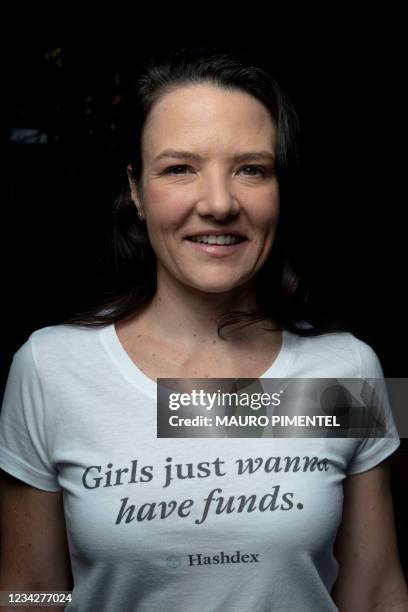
[347,336,400,475]
[0,334,61,491]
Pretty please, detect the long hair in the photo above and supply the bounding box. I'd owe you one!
[61,45,350,339]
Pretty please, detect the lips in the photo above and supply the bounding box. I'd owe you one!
[185,230,247,241]
[185,237,248,257]
[187,237,246,247]
[185,231,247,244]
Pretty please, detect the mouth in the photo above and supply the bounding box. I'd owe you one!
[184,234,249,257]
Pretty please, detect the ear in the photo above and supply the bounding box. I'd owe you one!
[127,164,145,218]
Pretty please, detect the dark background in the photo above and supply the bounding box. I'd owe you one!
[1,19,407,577]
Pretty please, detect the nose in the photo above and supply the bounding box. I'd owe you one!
[196,169,240,220]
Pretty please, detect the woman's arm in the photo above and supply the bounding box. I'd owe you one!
[0,470,73,610]
[331,457,408,611]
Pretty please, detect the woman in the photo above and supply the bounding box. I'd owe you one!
[0,46,407,611]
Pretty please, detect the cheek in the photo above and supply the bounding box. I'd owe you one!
[144,184,190,227]
[253,189,280,230]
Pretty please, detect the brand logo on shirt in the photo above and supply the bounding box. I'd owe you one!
[188,550,260,566]
[165,555,182,568]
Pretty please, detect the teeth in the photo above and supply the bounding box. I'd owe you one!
[190,234,243,245]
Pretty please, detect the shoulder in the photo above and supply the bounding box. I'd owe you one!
[29,322,97,350]
[14,323,105,374]
[288,322,384,378]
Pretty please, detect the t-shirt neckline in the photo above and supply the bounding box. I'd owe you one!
[99,322,295,399]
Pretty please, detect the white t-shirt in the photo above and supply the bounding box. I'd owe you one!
[0,323,400,612]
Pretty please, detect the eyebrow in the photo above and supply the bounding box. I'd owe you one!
[153,149,275,163]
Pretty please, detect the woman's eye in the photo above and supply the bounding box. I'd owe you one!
[164,165,191,175]
[240,165,267,177]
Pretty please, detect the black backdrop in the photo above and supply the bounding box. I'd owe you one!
[2,19,407,577]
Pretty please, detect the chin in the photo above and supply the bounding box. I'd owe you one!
[183,277,249,294]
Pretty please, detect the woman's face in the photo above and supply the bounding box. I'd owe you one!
[128,83,280,294]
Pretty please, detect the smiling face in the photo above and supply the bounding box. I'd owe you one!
[128,83,280,295]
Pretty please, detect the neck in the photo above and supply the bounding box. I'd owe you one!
[136,268,279,349]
